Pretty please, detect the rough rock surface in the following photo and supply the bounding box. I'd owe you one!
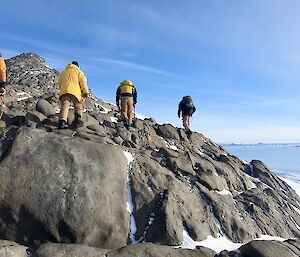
[32,243,108,257]
[0,240,28,257]
[0,127,129,249]
[239,239,300,257]
[107,242,216,257]
[0,53,299,255]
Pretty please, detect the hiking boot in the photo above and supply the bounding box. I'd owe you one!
[75,113,83,128]
[186,129,192,138]
[124,119,129,129]
[58,120,68,129]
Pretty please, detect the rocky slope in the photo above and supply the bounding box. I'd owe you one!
[0,53,299,257]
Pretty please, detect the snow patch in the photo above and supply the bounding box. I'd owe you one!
[95,103,112,114]
[280,177,300,198]
[164,140,178,151]
[180,230,289,253]
[110,117,118,123]
[123,151,140,244]
[216,189,232,196]
[291,205,300,215]
[16,92,32,101]
[135,112,146,120]
[180,230,242,253]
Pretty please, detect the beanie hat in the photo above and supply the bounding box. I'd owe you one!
[71,61,79,67]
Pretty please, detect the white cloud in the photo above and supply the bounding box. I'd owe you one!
[86,57,177,77]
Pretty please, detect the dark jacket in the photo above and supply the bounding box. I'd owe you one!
[178,96,196,117]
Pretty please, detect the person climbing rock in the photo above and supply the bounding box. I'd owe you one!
[0,53,7,119]
[178,96,196,134]
[58,61,89,129]
[116,79,137,129]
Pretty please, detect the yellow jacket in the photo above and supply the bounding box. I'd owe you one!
[58,64,89,102]
[0,58,6,82]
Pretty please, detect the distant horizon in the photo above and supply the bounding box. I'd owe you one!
[2,1,300,143]
[221,142,300,146]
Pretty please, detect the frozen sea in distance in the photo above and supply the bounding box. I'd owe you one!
[222,143,300,183]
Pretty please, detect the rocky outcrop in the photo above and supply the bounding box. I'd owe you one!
[0,127,129,249]
[32,243,108,257]
[107,243,216,257]
[239,239,300,257]
[0,53,299,256]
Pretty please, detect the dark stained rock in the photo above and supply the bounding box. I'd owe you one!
[32,243,108,257]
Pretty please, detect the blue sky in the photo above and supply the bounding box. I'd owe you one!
[1,0,300,143]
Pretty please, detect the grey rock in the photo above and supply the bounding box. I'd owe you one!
[0,127,129,249]
[0,120,6,129]
[107,242,216,257]
[156,124,180,141]
[32,243,108,257]
[2,52,300,256]
[217,250,245,257]
[24,111,44,127]
[36,99,56,117]
[0,240,28,257]
[239,239,300,257]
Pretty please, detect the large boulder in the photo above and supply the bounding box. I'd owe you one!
[0,127,129,249]
[36,99,56,117]
[107,242,216,257]
[32,243,108,257]
[239,239,300,257]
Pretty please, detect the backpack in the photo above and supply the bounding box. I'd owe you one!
[182,96,195,115]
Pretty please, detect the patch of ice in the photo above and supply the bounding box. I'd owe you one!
[249,181,257,190]
[291,205,300,215]
[164,140,178,151]
[290,216,300,230]
[135,112,146,120]
[258,235,286,241]
[180,230,290,253]
[95,103,112,114]
[16,92,32,101]
[123,151,140,244]
[110,117,118,123]
[216,189,232,196]
[280,177,300,198]
[180,230,242,253]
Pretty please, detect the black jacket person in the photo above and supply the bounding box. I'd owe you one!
[178,96,196,132]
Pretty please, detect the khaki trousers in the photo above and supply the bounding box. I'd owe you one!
[0,87,5,106]
[59,94,83,122]
[183,115,191,130]
[120,96,133,125]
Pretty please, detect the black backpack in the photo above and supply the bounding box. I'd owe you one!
[182,96,195,115]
